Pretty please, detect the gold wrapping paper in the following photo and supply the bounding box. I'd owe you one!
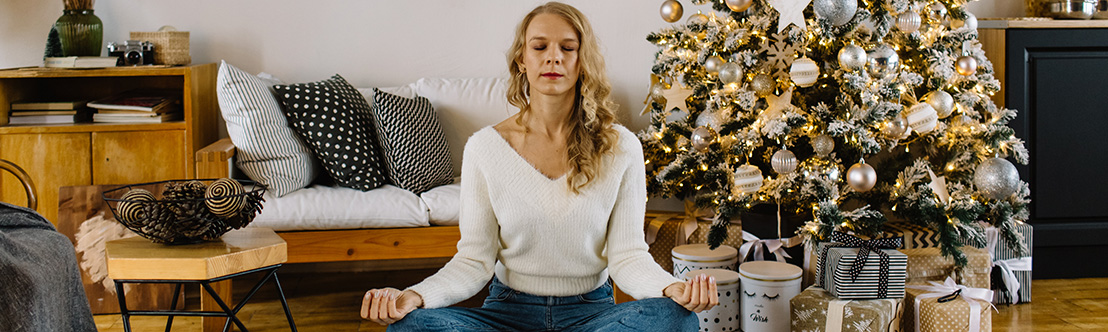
[790,286,903,332]
[902,285,992,332]
[644,211,743,273]
[902,246,991,289]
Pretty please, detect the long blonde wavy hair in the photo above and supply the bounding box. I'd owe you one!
[506,2,619,193]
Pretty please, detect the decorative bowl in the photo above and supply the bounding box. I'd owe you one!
[102,179,266,244]
[1047,0,1097,19]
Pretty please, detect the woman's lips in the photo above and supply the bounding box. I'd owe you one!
[541,73,563,79]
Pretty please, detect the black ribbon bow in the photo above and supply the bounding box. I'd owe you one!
[829,231,903,298]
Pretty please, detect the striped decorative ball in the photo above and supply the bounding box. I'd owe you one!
[205,178,245,218]
[118,188,156,223]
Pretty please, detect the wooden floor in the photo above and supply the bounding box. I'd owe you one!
[93,268,1108,331]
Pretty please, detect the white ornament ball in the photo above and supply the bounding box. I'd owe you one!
[896,11,922,33]
[718,62,744,85]
[660,0,684,23]
[881,114,909,139]
[974,157,1020,200]
[695,110,725,132]
[812,134,835,157]
[814,0,857,26]
[866,44,900,79]
[838,44,867,72]
[952,11,978,31]
[732,164,763,194]
[771,148,798,174]
[790,57,820,88]
[923,90,955,119]
[956,56,978,76]
[847,162,877,192]
[704,55,726,75]
[903,103,939,134]
[691,126,715,151]
[725,0,753,12]
[751,74,775,97]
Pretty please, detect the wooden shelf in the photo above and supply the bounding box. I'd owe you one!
[0,65,192,78]
[979,17,1108,29]
[0,121,187,134]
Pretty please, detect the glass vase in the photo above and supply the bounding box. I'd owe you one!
[54,9,103,57]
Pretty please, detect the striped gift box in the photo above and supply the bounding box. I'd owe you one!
[870,222,983,250]
[821,247,908,299]
[991,223,1033,304]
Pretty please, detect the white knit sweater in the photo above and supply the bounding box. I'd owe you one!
[406,125,680,308]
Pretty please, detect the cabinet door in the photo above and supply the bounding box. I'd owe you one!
[0,133,92,224]
[92,130,186,185]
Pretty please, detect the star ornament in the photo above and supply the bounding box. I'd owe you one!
[661,84,695,113]
[767,0,812,33]
[761,86,795,121]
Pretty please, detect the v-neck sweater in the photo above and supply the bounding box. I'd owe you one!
[406,125,680,308]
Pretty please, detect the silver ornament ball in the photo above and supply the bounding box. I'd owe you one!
[691,126,715,151]
[881,114,909,139]
[927,2,948,22]
[896,11,922,33]
[725,0,753,12]
[751,74,775,97]
[660,0,684,23]
[974,157,1020,200]
[718,62,744,85]
[956,56,978,76]
[866,43,900,79]
[812,134,835,157]
[771,148,798,174]
[847,162,877,192]
[814,0,858,26]
[838,44,867,72]
[695,110,725,131]
[923,90,955,119]
[803,158,842,182]
[688,12,709,25]
[704,55,726,75]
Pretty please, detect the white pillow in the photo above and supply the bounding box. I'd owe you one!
[421,183,460,226]
[412,78,517,177]
[249,184,429,231]
[216,61,319,196]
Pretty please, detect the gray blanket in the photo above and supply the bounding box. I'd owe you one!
[0,202,95,331]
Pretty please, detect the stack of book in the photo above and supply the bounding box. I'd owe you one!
[8,101,91,125]
[89,91,182,123]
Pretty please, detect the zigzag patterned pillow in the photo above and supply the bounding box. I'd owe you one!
[215,61,318,196]
[372,88,453,194]
[274,75,389,191]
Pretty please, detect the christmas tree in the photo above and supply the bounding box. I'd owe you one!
[639,0,1029,266]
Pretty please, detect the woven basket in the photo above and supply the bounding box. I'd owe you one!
[103,179,266,245]
[130,29,190,65]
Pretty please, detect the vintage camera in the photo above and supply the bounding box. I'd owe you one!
[107,40,155,66]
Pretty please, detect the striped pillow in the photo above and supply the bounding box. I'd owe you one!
[215,61,319,196]
[371,89,453,194]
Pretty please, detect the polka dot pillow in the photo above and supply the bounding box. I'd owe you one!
[273,75,389,191]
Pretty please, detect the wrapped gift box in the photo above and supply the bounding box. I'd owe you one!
[644,211,742,273]
[817,245,907,299]
[902,282,992,332]
[903,246,991,289]
[791,286,903,332]
[869,222,969,250]
[740,204,806,266]
[988,223,1033,304]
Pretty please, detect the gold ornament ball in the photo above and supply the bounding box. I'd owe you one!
[732,164,763,195]
[838,44,867,72]
[718,134,737,150]
[923,90,955,119]
[881,114,909,139]
[956,56,978,76]
[847,162,877,192]
[691,126,715,151]
[896,11,922,33]
[751,74,775,97]
[812,134,835,157]
[903,103,939,134]
[771,148,798,174]
[718,62,744,85]
[704,55,726,75]
[974,157,1020,200]
[660,0,684,23]
[790,56,820,88]
[650,81,666,104]
[687,12,709,25]
[725,0,753,12]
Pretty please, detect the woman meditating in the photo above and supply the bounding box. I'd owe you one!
[362,3,717,331]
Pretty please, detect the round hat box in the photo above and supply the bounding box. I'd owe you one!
[688,269,741,332]
[738,260,802,332]
[672,243,738,280]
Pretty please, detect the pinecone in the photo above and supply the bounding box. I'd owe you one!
[161,181,211,242]
[145,206,181,243]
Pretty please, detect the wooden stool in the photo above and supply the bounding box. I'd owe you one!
[106,228,296,332]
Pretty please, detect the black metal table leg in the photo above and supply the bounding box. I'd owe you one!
[272,272,298,332]
[201,281,250,332]
[165,283,182,332]
[116,281,132,332]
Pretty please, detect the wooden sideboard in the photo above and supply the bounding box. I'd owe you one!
[979,19,1108,278]
[0,63,218,225]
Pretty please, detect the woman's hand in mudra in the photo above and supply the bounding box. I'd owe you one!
[663,273,719,313]
[361,288,423,325]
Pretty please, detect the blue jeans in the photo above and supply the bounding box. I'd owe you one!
[388,278,698,332]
